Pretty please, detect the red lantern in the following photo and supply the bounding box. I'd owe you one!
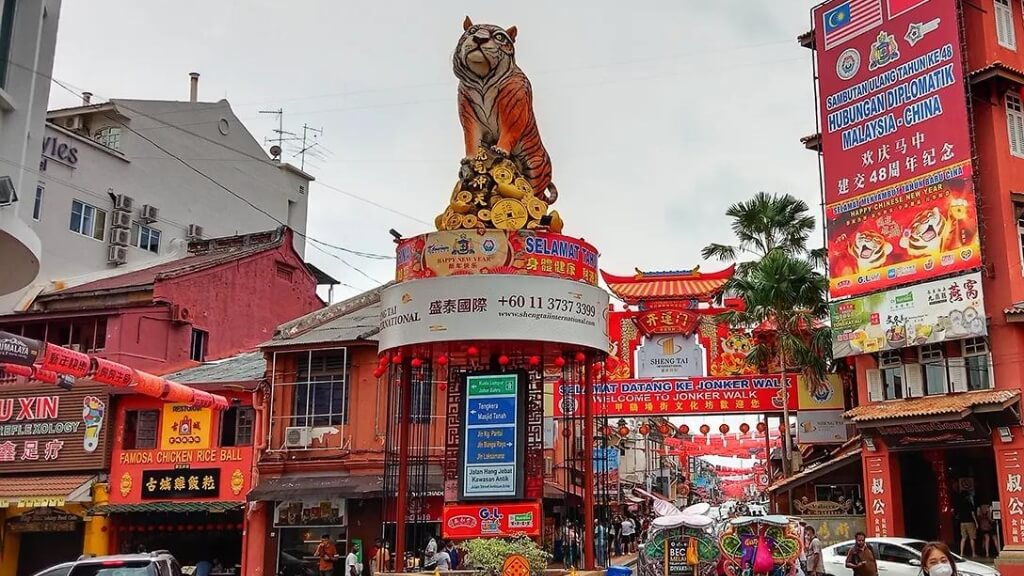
[757,421,768,433]
[554,356,566,368]
[373,367,384,379]
[467,346,479,356]
[437,355,449,366]
[561,426,572,438]
[639,424,650,435]
[411,357,423,368]
[740,423,751,434]
[679,424,690,435]
[658,423,670,435]
[719,424,730,435]
[618,425,630,437]
[237,523,245,530]
[575,352,586,362]
[438,382,447,392]
[845,356,856,367]
[378,356,388,367]
[699,424,711,436]
[148,526,156,532]
[177,524,186,531]
[197,525,206,531]
[498,355,510,366]
[207,524,215,530]
[391,353,402,365]
[529,355,541,366]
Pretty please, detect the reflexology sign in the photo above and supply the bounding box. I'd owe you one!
[0,384,109,472]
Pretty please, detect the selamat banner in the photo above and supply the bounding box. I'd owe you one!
[377,275,610,351]
[813,0,980,298]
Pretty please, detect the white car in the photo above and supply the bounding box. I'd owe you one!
[822,538,998,576]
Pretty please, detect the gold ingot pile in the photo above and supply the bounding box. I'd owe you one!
[436,148,563,233]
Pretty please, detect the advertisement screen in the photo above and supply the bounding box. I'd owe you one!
[814,0,980,298]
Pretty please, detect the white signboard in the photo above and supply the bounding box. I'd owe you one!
[797,409,849,445]
[636,333,704,379]
[378,274,610,350]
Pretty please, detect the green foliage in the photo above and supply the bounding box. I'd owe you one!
[461,535,552,575]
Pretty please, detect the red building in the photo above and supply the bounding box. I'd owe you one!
[803,0,1024,567]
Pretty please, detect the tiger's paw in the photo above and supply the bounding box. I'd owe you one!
[490,145,509,159]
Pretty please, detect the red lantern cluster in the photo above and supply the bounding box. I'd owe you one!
[679,424,690,435]
[740,423,751,434]
[719,424,730,435]
[658,423,670,435]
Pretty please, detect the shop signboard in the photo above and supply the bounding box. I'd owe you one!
[797,410,849,444]
[0,384,109,473]
[636,334,704,379]
[395,230,599,285]
[109,396,253,504]
[831,272,985,358]
[274,499,346,528]
[874,418,991,450]
[0,332,41,365]
[814,0,980,298]
[460,373,524,500]
[865,454,896,537]
[6,507,81,533]
[664,537,691,576]
[442,502,542,539]
[594,447,620,491]
[553,374,797,418]
[377,274,610,352]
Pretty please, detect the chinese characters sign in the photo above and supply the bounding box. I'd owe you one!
[830,271,985,358]
[552,375,797,418]
[461,373,523,500]
[396,230,598,285]
[1000,449,1024,546]
[159,403,212,450]
[141,468,220,500]
[864,454,895,537]
[442,502,541,539]
[0,385,108,473]
[814,0,979,298]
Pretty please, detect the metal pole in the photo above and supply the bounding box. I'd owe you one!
[583,359,596,571]
[394,362,413,571]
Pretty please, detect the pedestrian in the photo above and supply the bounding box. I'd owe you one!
[433,541,452,572]
[445,540,460,570]
[315,534,338,576]
[195,559,212,576]
[372,538,390,575]
[565,523,579,569]
[805,526,823,576]
[845,532,877,576]
[920,541,959,576]
[345,543,361,576]
[611,514,622,557]
[977,502,997,557]
[595,521,608,567]
[956,491,977,557]
[621,515,636,554]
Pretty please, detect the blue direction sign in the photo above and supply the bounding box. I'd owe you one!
[467,397,517,427]
[465,426,516,463]
[461,373,522,499]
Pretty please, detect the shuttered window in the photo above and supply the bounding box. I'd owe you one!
[1007,92,1024,157]
[996,0,1017,49]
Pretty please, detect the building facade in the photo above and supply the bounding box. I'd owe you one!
[804,0,1024,568]
[0,0,62,295]
[1,75,313,312]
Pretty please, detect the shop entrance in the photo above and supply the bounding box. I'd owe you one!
[16,527,84,576]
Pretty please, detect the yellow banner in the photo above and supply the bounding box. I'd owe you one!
[797,374,845,411]
[160,403,212,450]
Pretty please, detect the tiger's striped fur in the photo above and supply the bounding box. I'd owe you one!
[453,17,558,204]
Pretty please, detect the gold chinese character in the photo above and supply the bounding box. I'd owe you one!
[202,475,216,490]
[173,476,186,491]
[735,400,745,409]
[644,402,654,412]
[751,399,761,408]
[145,478,157,492]
[188,476,200,490]
[159,477,172,491]
[704,401,713,410]
[659,402,668,411]
[719,400,729,409]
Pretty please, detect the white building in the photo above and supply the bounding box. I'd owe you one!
[1,73,314,311]
[0,0,61,296]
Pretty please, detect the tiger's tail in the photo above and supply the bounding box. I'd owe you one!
[541,183,558,205]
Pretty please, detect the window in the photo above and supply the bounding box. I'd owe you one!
[878,544,919,565]
[219,406,255,447]
[189,328,207,362]
[0,0,16,89]
[32,183,43,221]
[69,200,106,240]
[996,0,1017,49]
[294,350,349,426]
[95,126,122,151]
[131,221,161,253]
[1009,92,1024,157]
[879,350,904,400]
[1018,205,1024,272]
[962,337,992,390]
[919,344,947,395]
[123,410,159,450]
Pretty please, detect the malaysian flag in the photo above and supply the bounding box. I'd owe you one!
[823,0,884,50]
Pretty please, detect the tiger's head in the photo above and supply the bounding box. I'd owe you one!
[900,207,945,256]
[848,229,892,271]
[454,17,518,84]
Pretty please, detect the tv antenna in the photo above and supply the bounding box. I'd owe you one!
[295,123,325,171]
[259,108,298,159]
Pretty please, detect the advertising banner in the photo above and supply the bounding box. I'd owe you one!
[378,274,610,351]
[636,334,705,379]
[395,230,599,285]
[442,502,542,539]
[797,410,850,444]
[797,374,846,411]
[274,499,346,527]
[830,271,985,358]
[460,373,524,500]
[814,0,980,298]
[140,468,220,500]
[159,403,212,450]
[553,374,797,418]
[593,447,620,491]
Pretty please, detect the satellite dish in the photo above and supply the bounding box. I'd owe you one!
[269,145,282,159]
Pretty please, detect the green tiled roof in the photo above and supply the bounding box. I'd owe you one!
[92,501,242,514]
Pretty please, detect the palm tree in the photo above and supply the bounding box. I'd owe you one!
[718,250,832,476]
[701,191,826,273]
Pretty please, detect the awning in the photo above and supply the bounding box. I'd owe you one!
[0,474,96,508]
[248,472,442,501]
[92,501,242,514]
[843,389,1021,426]
[767,448,862,494]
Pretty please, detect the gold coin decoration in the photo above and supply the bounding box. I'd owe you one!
[436,147,566,232]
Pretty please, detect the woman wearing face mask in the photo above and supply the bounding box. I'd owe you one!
[920,542,958,576]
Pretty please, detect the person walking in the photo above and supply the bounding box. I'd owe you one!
[956,491,977,558]
[621,515,636,554]
[433,542,452,573]
[595,521,608,567]
[445,540,460,570]
[315,534,338,576]
[345,543,361,576]
[977,502,997,557]
[845,532,878,576]
[372,538,390,575]
[920,541,959,576]
[806,526,824,576]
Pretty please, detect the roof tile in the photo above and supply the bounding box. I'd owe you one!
[0,473,94,498]
[844,389,1020,423]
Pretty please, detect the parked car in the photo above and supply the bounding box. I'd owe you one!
[34,551,182,576]
[822,538,998,576]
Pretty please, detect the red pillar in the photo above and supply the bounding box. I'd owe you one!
[242,502,268,576]
[993,426,1024,576]
[862,441,904,537]
[583,360,595,570]
[394,364,413,571]
[924,450,954,545]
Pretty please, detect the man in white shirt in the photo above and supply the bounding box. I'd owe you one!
[806,526,824,576]
[620,517,636,553]
[346,543,361,576]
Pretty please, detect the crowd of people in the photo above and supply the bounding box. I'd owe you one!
[556,512,651,569]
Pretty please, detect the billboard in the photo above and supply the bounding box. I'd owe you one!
[797,410,850,444]
[830,271,985,358]
[636,334,705,379]
[442,502,542,539]
[814,0,980,298]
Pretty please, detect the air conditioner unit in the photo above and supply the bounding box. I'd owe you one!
[114,194,134,211]
[544,456,554,477]
[68,344,82,352]
[107,245,128,265]
[186,224,204,239]
[284,426,312,449]
[111,209,131,229]
[170,304,193,324]
[139,204,159,223]
[110,227,130,246]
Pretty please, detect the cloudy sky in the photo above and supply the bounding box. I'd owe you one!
[49,0,824,300]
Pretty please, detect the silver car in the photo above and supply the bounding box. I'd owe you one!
[821,538,998,576]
